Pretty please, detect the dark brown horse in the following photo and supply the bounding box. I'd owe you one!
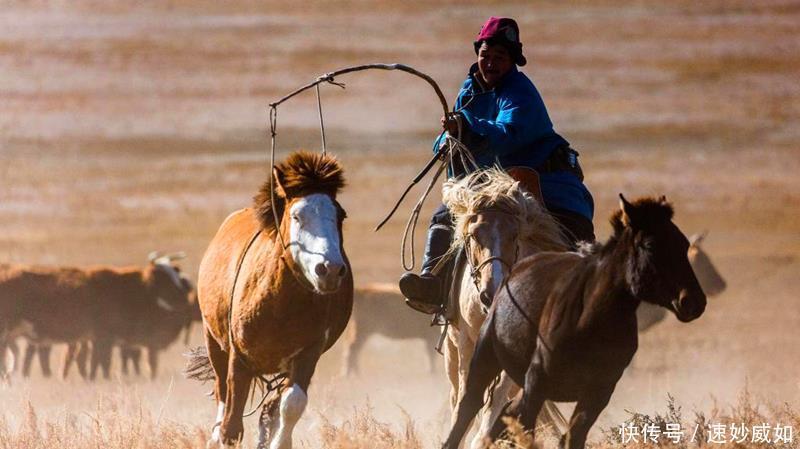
[189,151,352,449]
[637,230,726,331]
[443,195,707,449]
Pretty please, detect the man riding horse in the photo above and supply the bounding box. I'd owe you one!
[400,17,595,314]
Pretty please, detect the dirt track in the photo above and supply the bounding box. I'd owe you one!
[1,1,798,447]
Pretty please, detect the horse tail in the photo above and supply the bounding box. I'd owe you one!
[183,346,215,382]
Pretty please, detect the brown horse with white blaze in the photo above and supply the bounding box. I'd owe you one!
[191,151,353,449]
[443,195,707,449]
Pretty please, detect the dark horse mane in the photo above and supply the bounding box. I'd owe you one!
[577,196,675,258]
[609,196,674,235]
[578,196,675,297]
[253,151,346,235]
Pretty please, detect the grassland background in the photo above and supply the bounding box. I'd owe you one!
[0,0,798,447]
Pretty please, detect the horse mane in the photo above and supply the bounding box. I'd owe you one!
[443,168,569,252]
[253,150,346,234]
[598,197,675,258]
[609,196,674,236]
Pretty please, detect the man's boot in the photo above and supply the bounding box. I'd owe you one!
[399,225,453,314]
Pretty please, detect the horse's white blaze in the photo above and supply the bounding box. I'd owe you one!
[476,221,506,308]
[269,384,307,449]
[288,194,344,292]
[489,223,505,298]
[210,401,225,442]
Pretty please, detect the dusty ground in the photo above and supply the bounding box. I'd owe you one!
[1,0,798,447]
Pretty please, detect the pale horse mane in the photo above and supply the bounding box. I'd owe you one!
[442,167,570,254]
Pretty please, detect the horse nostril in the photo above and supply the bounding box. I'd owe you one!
[337,264,348,278]
[315,263,328,277]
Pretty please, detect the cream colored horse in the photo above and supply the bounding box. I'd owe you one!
[441,168,570,448]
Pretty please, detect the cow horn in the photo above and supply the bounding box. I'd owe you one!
[148,251,162,264]
[166,252,187,262]
[689,230,708,246]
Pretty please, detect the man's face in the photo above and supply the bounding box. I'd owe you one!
[477,42,514,89]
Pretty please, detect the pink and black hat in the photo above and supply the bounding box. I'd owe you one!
[473,17,527,66]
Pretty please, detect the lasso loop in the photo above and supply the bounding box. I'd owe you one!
[266,63,473,270]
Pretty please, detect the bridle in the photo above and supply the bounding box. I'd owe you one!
[461,211,521,295]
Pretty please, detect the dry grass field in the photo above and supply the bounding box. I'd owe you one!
[1,0,798,447]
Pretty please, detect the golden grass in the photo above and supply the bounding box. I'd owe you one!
[2,390,796,448]
[317,407,422,449]
[0,400,207,449]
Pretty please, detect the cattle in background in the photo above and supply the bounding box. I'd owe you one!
[0,264,98,382]
[637,231,727,331]
[118,268,202,379]
[0,252,192,381]
[0,339,21,381]
[61,253,199,379]
[340,283,439,376]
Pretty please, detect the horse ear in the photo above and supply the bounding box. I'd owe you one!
[272,167,287,199]
[619,193,635,227]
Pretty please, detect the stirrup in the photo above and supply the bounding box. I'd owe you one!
[404,298,443,315]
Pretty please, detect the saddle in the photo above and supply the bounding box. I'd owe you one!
[506,166,544,204]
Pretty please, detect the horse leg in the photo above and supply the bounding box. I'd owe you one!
[262,344,321,449]
[489,353,547,441]
[559,388,614,449]
[541,400,568,435]
[442,331,502,449]
[147,346,159,380]
[471,373,517,449]
[218,355,252,446]
[444,331,460,411]
[22,342,36,377]
[256,396,281,449]
[38,345,52,377]
[204,329,229,446]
